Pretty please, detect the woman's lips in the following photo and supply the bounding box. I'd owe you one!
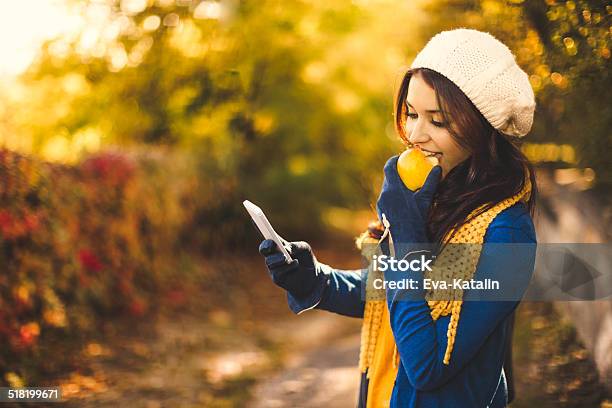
[415,146,442,161]
[422,150,442,160]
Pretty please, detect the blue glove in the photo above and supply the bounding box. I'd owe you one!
[376,155,442,248]
[258,239,324,299]
[375,156,442,302]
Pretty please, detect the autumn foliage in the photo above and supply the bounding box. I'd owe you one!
[0,148,240,384]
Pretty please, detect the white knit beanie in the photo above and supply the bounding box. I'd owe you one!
[410,28,536,138]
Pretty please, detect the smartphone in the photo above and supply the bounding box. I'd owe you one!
[243,200,293,263]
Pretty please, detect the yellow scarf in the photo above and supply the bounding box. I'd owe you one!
[355,176,531,408]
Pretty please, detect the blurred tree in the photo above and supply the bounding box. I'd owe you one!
[520,0,611,196]
[17,0,427,242]
[10,0,610,243]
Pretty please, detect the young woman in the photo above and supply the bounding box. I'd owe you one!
[258,28,538,408]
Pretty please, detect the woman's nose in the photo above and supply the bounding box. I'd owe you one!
[407,120,429,145]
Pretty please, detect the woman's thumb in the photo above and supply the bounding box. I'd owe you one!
[259,239,278,256]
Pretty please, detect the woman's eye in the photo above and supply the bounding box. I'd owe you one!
[407,112,446,128]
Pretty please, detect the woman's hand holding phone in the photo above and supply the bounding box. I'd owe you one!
[258,239,322,298]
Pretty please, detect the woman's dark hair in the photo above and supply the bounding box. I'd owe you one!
[392,68,538,246]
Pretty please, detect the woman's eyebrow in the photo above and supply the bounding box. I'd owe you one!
[406,101,445,114]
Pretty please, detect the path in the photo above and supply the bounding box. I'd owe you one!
[252,312,362,408]
[49,243,366,408]
[53,307,362,408]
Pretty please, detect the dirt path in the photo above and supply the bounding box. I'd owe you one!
[58,312,276,407]
[251,312,362,408]
[52,307,362,408]
[0,240,367,407]
[48,244,365,408]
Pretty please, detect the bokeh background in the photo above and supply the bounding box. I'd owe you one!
[0,0,610,406]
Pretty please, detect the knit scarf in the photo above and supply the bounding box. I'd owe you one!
[355,175,531,407]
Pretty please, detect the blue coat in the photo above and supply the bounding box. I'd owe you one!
[285,202,537,408]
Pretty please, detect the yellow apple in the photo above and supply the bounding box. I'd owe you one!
[397,148,439,191]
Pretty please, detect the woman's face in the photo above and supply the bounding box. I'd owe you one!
[404,73,471,178]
